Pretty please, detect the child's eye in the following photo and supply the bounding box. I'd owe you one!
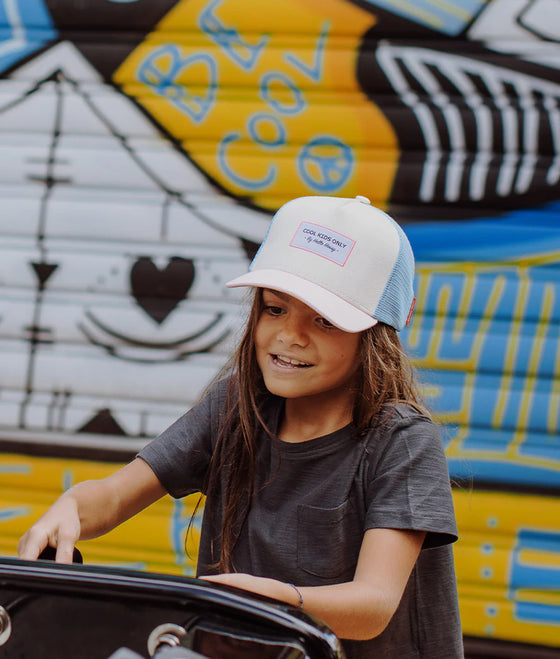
[317,316,335,329]
[264,305,284,316]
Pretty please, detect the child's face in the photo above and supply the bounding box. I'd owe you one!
[255,289,361,404]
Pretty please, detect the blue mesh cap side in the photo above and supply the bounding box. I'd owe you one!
[373,216,415,331]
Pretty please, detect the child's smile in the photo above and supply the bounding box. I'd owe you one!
[255,289,361,408]
[271,354,313,369]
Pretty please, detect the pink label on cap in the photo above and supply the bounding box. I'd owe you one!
[290,222,355,266]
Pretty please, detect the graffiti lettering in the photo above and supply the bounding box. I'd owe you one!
[407,265,560,486]
[218,132,278,189]
[198,0,268,71]
[510,529,560,624]
[194,4,351,195]
[284,20,330,82]
[247,113,286,147]
[138,46,217,123]
[218,112,285,188]
[260,72,305,115]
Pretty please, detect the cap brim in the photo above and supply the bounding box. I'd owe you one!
[226,269,377,333]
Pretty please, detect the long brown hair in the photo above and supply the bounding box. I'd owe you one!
[202,288,426,572]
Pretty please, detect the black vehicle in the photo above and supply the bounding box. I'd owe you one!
[0,556,344,659]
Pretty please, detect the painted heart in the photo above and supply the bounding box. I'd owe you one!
[130,256,195,324]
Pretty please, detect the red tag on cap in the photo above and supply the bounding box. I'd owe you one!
[406,298,416,326]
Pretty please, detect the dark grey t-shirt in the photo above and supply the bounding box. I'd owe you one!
[139,378,463,658]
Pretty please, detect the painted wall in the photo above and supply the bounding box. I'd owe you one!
[0,0,559,651]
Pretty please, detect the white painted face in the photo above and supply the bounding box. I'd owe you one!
[468,0,560,70]
[375,37,560,206]
[0,42,270,440]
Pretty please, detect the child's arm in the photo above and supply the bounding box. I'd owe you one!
[299,527,425,639]
[202,527,425,641]
[17,458,166,563]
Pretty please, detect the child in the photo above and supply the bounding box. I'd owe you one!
[18,195,463,658]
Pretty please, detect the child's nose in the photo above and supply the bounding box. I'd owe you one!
[277,315,309,346]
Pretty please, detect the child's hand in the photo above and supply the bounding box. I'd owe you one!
[201,573,301,608]
[17,493,81,563]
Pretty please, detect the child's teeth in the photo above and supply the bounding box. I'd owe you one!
[278,355,308,366]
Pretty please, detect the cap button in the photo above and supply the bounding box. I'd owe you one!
[355,195,371,205]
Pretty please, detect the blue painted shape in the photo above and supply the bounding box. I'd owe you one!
[406,205,560,263]
[297,136,354,192]
[62,469,74,492]
[404,207,560,489]
[448,426,556,455]
[137,46,217,123]
[284,20,329,82]
[171,499,201,572]
[359,0,486,36]
[427,368,559,436]
[442,413,560,488]
[171,499,189,567]
[510,529,560,625]
[0,0,56,74]
[260,73,305,116]
[519,431,560,462]
[515,602,560,625]
[218,132,277,190]
[419,368,469,412]
[247,113,286,147]
[447,457,560,489]
[0,506,30,521]
[409,270,560,326]
[0,464,30,473]
[198,0,268,71]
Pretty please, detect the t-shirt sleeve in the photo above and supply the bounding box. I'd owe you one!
[137,378,229,499]
[363,410,458,548]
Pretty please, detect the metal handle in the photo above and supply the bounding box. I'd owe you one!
[0,606,12,646]
[147,623,187,656]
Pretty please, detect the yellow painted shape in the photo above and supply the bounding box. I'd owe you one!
[458,592,560,646]
[154,0,370,34]
[114,0,399,210]
[454,489,560,534]
[4,455,560,647]
[454,489,560,647]
[455,541,511,588]
[0,454,200,575]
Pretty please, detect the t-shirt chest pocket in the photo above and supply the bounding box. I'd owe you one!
[297,499,362,582]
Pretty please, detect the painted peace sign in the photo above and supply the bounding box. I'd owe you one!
[297,136,354,192]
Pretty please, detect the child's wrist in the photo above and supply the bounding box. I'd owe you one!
[286,582,304,609]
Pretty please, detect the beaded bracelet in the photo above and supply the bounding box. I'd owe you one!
[287,582,304,609]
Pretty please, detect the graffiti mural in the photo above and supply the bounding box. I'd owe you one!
[0,0,559,652]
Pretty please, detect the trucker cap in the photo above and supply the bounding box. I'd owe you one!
[226,195,415,332]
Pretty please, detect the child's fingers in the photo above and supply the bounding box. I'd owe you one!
[18,509,80,563]
[17,527,49,561]
[54,534,79,564]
